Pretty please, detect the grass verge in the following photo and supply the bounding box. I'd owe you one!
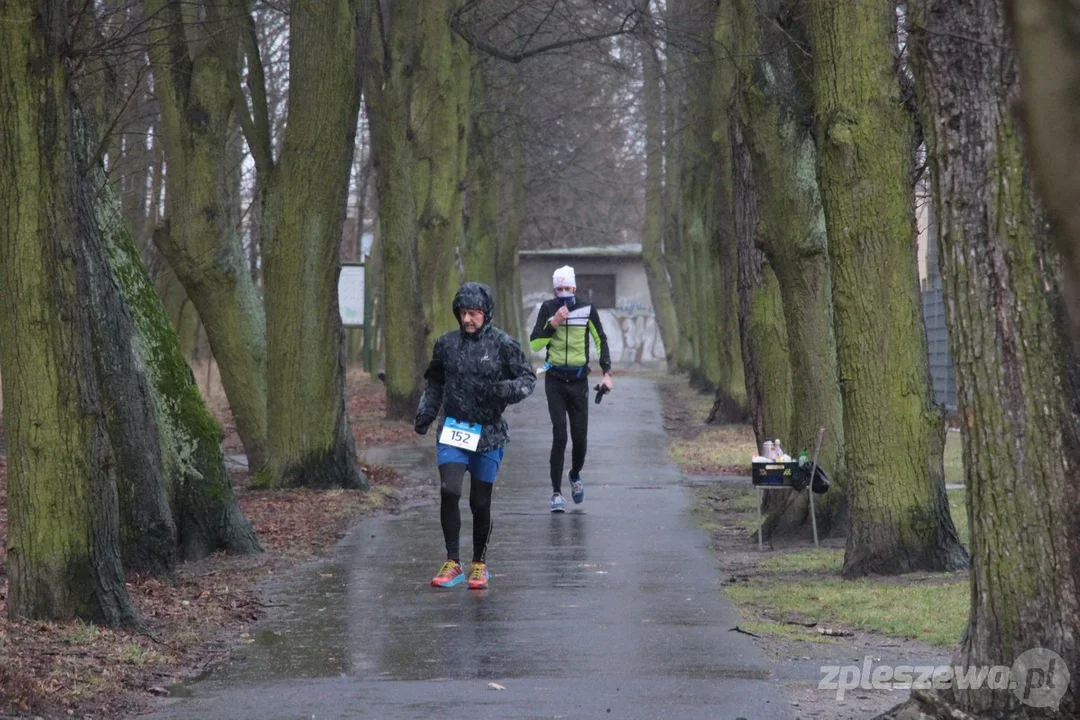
[654,374,969,650]
[725,575,968,647]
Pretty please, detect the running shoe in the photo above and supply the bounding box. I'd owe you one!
[570,475,585,504]
[550,492,566,513]
[431,559,465,588]
[467,562,489,590]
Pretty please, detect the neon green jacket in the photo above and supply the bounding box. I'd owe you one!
[529,298,612,376]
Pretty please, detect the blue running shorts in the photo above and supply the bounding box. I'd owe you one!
[436,444,504,484]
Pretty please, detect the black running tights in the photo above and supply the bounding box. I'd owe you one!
[546,376,589,493]
[439,464,493,563]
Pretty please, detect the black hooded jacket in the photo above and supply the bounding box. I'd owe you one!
[414,282,537,452]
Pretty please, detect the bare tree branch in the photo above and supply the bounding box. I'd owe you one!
[450,5,644,63]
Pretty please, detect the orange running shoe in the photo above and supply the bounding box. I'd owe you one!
[467,562,489,590]
[432,560,465,588]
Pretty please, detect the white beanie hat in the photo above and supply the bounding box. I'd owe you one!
[553,265,576,288]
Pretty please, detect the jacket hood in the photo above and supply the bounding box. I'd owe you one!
[453,282,495,327]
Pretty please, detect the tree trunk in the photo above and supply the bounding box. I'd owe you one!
[731,118,792,452]
[463,64,498,289]
[367,222,387,375]
[731,0,847,536]
[681,12,727,392]
[1007,0,1080,348]
[146,0,270,476]
[414,2,470,340]
[367,94,426,418]
[366,0,463,419]
[91,141,261,562]
[496,77,528,346]
[663,0,696,372]
[641,33,680,371]
[804,0,967,573]
[261,0,367,488]
[72,17,180,576]
[708,0,747,418]
[911,1,1080,714]
[72,118,177,578]
[0,0,136,625]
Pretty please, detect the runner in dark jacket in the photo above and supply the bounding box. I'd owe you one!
[415,282,536,590]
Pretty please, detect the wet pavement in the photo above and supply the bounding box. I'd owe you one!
[153,377,794,720]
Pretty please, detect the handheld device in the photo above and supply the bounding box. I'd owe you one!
[594,383,610,404]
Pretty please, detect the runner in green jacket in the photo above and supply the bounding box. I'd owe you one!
[529,265,613,512]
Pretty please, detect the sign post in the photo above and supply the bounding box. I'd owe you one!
[339,263,365,369]
[338,262,365,328]
[362,261,373,372]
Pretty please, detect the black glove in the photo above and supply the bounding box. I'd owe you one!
[594,383,610,404]
[415,414,435,435]
[492,379,517,399]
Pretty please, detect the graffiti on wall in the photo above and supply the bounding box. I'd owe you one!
[521,296,666,365]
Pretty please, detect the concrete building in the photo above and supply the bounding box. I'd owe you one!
[519,244,667,367]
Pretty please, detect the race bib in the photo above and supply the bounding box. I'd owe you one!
[439,416,482,452]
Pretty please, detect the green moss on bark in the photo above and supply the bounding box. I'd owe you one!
[93,140,261,561]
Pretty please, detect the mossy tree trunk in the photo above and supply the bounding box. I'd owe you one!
[682,55,722,389]
[640,24,679,371]
[730,118,792,453]
[70,16,258,563]
[666,0,715,386]
[496,80,527,346]
[662,0,696,372]
[73,119,177,578]
[0,0,136,625]
[463,62,498,289]
[1007,0,1080,348]
[90,143,261,562]
[145,0,270,475]
[260,0,368,489]
[805,0,967,574]
[366,0,471,417]
[707,1,746,419]
[730,0,847,536]
[414,1,471,340]
[366,1,429,420]
[674,0,740,394]
[911,1,1080,714]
